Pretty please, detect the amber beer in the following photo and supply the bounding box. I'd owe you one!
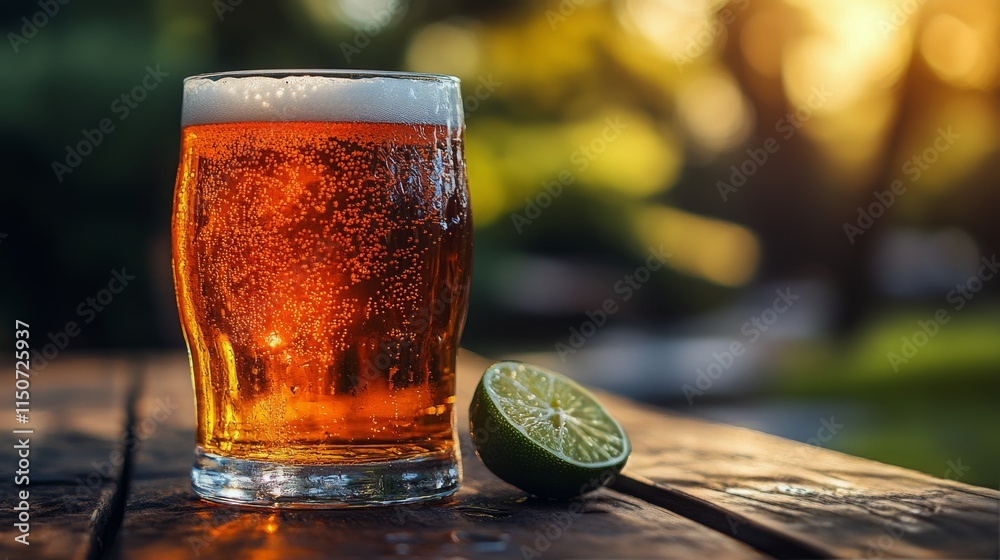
[172,71,471,507]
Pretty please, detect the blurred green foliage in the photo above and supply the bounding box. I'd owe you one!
[776,306,1000,487]
[1,0,998,488]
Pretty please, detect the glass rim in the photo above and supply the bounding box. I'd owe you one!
[184,69,460,85]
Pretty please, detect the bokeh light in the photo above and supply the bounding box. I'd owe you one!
[2,0,998,488]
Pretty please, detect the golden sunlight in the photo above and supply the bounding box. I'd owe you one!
[633,205,760,287]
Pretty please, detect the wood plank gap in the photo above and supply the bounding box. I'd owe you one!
[82,362,144,560]
[114,353,770,559]
[612,471,832,560]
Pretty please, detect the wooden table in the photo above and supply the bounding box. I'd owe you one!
[2,352,997,559]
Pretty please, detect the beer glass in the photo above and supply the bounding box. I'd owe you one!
[171,70,471,507]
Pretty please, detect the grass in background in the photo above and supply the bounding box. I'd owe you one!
[775,305,1000,489]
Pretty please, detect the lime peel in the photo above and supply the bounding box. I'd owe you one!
[470,361,631,498]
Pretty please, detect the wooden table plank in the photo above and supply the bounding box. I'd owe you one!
[113,352,767,559]
[0,356,136,560]
[601,393,1000,559]
[24,351,995,558]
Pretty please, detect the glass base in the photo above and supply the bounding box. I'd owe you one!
[191,446,460,508]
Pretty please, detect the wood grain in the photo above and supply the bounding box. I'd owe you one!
[603,393,1000,559]
[112,352,766,559]
[0,356,137,560]
[458,354,1000,559]
[10,351,997,559]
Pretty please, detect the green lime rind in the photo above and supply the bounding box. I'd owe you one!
[469,361,631,499]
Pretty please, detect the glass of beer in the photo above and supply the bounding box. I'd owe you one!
[171,70,472,507]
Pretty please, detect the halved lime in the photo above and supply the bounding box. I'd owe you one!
[469,361,631,498]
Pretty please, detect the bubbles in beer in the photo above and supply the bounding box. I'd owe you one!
[173,120,471,464]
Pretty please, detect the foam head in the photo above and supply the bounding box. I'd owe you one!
[181,71,463,128]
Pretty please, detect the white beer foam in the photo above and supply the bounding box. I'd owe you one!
[182,73,463,127]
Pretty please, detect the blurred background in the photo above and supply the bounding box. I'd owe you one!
[1,0,997,487]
